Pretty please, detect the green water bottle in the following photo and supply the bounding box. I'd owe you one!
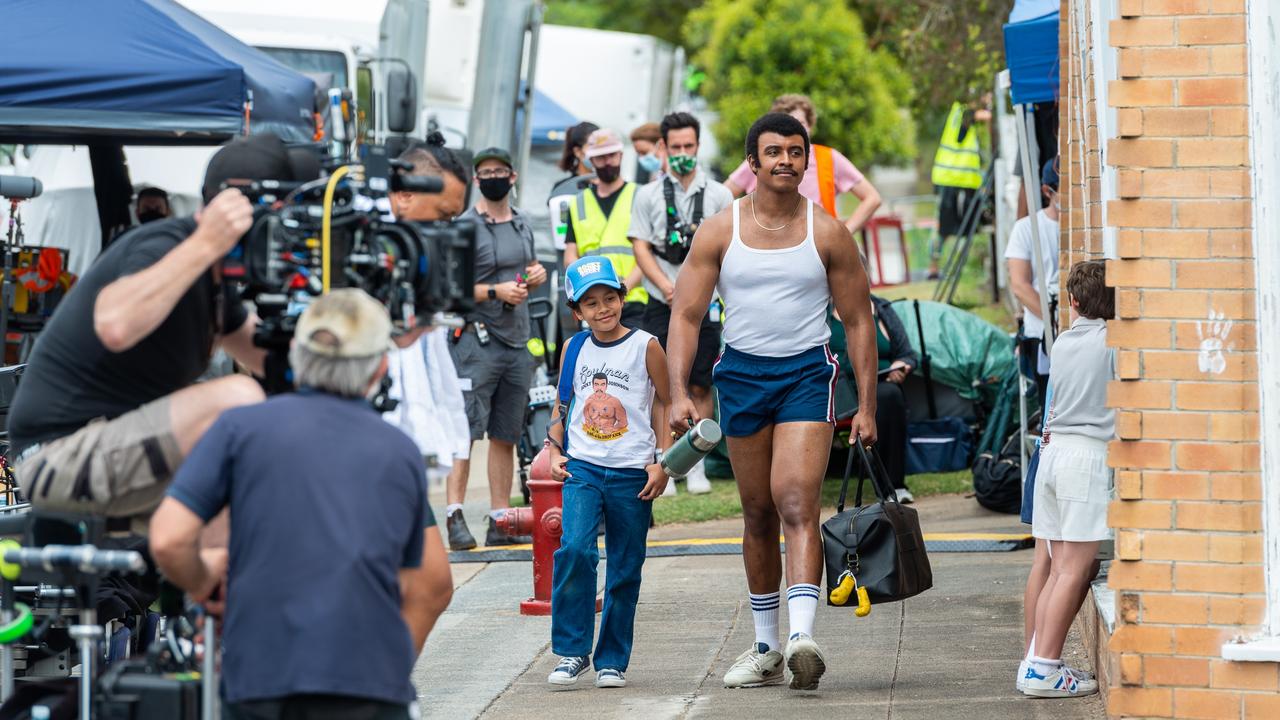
[661,419,723,478]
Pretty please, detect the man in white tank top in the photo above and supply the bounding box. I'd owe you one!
[668,113,880,691]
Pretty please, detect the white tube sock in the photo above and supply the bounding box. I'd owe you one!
[786,583,821,639]
[748,592,780,652]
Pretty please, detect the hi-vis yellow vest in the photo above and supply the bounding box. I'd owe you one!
[931,102,983,189]
[568,183,648,304]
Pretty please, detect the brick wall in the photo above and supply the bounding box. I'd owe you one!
[1060,1,1276,718]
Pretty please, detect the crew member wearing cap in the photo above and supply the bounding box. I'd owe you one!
[563,128,648,328]
[151,289,452,719]
[1004,157,1061,404]
[445,147,548,549]
[6,133,321,531]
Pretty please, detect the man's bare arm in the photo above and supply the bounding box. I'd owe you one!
[95,190,252,352]
[667,214,725,431]
[843,180,882,235]
[218,313,266,376]
[822,217,879,445]
[633,237,673,302]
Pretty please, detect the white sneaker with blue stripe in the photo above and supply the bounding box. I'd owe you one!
[1020,662,1099,698]
[547,656,590,686]
[1016,660,1095,692]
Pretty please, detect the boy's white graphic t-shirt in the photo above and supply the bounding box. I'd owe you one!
[565,329,656,470]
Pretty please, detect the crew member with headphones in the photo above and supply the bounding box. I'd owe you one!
[629,112,732,495]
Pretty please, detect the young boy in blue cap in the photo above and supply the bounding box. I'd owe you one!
[545,256,671,689]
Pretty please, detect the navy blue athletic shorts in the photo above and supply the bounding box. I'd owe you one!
[712,344,839,438]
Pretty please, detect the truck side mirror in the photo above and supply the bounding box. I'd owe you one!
[385,67,417,134]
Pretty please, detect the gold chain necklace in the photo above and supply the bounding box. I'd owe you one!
[749,193,803,232]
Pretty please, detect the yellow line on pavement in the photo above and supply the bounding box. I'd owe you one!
[462,531,1032,553]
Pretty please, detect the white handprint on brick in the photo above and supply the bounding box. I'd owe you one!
[1196,310,1233,376]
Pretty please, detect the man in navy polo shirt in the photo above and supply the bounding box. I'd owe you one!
[150,289,453,719]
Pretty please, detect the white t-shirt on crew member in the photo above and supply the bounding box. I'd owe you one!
[1004,209,1060,341]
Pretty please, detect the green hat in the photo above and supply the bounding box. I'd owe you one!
[472,146,513,169]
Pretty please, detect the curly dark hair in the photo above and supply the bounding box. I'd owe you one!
[745,112,810,168]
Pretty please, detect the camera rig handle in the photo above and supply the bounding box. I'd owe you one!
[1,544,146,576]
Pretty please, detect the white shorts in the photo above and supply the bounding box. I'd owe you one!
[1032,434,1112,542]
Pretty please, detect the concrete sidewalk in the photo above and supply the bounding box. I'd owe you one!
[413,493,1105,719]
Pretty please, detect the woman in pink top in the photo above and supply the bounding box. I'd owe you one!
[723,94,882,235]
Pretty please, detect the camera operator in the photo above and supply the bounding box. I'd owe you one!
[6,134,318,530]
[446,147,546,550]
[150,289,451,720]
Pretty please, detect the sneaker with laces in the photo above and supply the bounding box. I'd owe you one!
[1016,660,1094,692]
[1021,663,1099,698]
[595,668,626,688]
[547,656,590,686]
[685,462,712,494]
[784,633,827,690]
[723,643,785,688]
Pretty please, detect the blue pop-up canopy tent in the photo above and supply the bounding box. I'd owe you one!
[0,0,317,145]
[516,86,581,147]
[1003,0,1061,485]
[1004,0,1060,106]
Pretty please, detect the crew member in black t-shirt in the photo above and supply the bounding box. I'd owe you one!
[6,133,319,531]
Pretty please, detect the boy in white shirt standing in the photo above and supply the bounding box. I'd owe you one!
[1020,260,1114,698]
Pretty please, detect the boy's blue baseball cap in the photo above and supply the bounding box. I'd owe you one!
[564,256,622,302]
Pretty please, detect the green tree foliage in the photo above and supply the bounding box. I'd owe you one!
[685,0,915,171]
[849,0,1015,118]
[544,0,702,46]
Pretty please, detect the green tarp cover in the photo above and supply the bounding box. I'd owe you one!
[889,300,1015,406]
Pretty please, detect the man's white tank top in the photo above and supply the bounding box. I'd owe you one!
[566,329,657,469]
[717,198,831,357]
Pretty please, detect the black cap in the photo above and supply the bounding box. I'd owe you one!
[201,133,323,203]
[472,146,513,170]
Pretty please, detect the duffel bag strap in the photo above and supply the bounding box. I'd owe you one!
[853,439,901,507]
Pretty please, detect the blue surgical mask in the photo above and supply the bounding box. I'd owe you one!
[637,154,661,173]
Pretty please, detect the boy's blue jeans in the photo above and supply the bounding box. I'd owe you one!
[551,458,651,672]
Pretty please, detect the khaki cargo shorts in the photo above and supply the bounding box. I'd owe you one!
[14,394,184,527]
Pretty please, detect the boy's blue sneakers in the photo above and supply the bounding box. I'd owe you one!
[1019,662,1099,698]
[548,656,590,686]
[595,668,626,688]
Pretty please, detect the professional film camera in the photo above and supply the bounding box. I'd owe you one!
[222,144,476,394]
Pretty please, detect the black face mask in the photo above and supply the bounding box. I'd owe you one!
[137,210,167,224]
[594,165,620,183]
[478,177,512,202]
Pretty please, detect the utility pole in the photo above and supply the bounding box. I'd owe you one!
[467,0,536,155]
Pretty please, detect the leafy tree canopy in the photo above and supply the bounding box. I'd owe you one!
[685,0,915,170]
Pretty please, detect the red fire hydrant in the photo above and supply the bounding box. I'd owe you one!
[494,448,601,616]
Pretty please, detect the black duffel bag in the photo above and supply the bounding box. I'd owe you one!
[822,440,933,607]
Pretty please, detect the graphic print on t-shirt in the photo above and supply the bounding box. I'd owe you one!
[580,369,630,440]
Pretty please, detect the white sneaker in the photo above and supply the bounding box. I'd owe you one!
[1021,663,1099,698]
[784,633,827,690]
[723,643,785,688]
[1017,660,1094,692]
[547,656,590,686]
[685,462,712,494]
[895,488,914,504]
[662,477,677,496]
[595,668,626,688]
